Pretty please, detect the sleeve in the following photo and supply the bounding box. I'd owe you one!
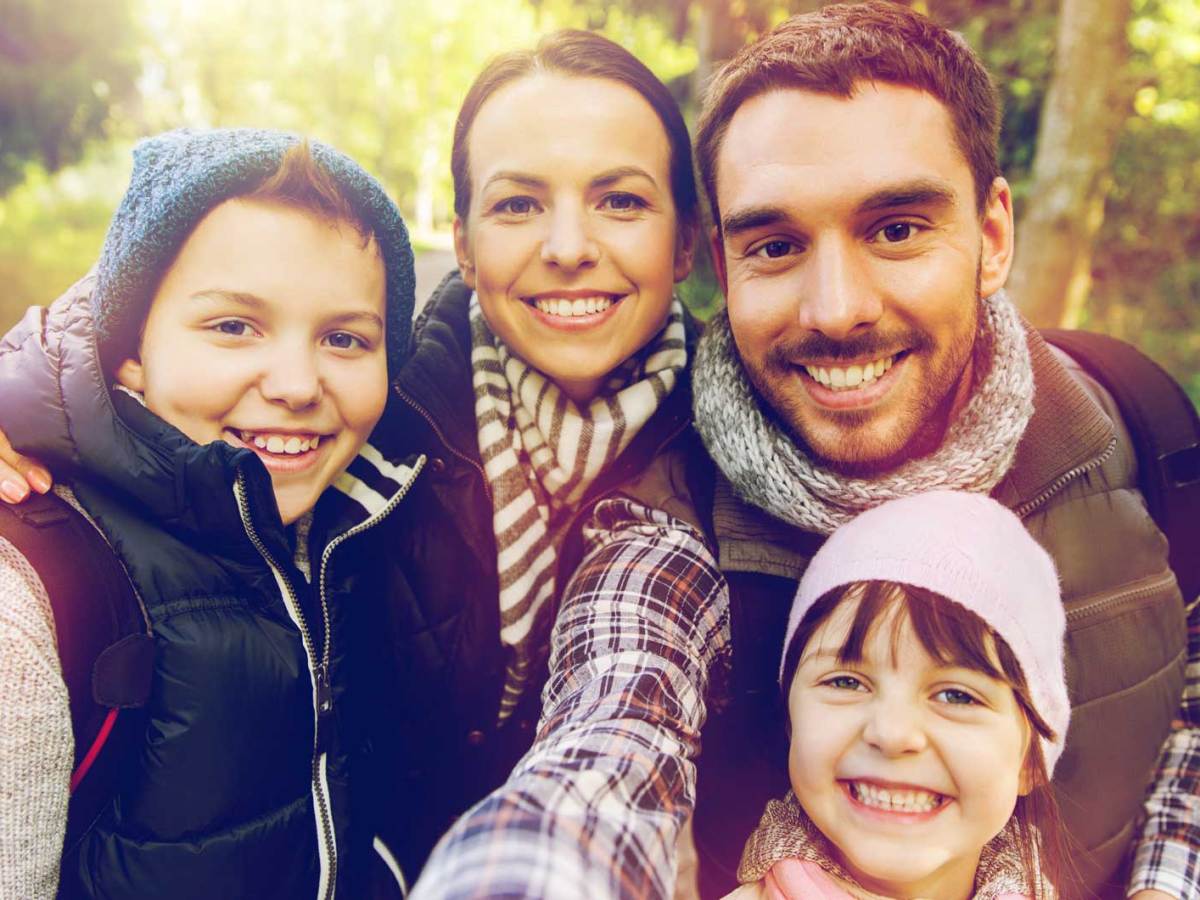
[0,536,74,899]
[1127,593,1200,898]
[409,498,731,900]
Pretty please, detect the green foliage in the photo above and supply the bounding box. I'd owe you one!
[0,0,140,193]
[0,0,1195,403]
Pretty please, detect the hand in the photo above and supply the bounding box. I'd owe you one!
[0,429,52,504]
[1129,890,1178,900]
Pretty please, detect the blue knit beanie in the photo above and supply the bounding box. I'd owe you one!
[93,128,415,376]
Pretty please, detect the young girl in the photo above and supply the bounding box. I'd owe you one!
[729,490,1070,900]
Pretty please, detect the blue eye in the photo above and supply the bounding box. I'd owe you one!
[214,320,251,336]
[326,331,366,351]
[935,688,979,705]
[823,675,865,691]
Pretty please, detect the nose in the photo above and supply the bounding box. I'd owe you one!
[798,237,883,340]
[540,202,598,270]
[861,695,928,757]
[259,343,323,411]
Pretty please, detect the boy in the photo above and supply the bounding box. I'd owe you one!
[0,128,418,898]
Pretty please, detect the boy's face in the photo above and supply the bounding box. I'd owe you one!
[786,597,1031,899]
[117,199,388,524]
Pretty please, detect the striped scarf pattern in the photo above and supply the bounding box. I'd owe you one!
[470,295,687,719]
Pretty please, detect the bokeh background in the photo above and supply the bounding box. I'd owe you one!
[1,0,1196,399]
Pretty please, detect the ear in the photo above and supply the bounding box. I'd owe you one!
[673,221,697,283]
[979,176,1014,297]
[452,217,475,289]
[708,225,728,294]
[115,356,146,394]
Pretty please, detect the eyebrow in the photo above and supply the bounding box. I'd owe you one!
[481,171,547,192]
[721,204,791,238]
[856,178,957,214]
[189,290,267,309]
[721,179,959,238]
[591,165,659,190]
[191,290,383,329]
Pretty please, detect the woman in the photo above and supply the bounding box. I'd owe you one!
[0,30,728,897]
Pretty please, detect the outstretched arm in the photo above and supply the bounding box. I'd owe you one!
[410,498,730,900]
[1128,592,1200,900]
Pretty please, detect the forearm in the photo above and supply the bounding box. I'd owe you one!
[1128,597,1200,899]
[411,500,729,900]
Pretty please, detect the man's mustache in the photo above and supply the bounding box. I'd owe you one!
[764,330,934,368]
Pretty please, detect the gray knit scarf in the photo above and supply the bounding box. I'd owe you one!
[693,291,1033,535]
[470,296,688,719]
[737,791,1047,899]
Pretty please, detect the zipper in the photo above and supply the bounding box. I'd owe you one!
[1065,568,1179,625]
[393,387,491,504]
[1013,435,1118,519]
[233,472,338,900]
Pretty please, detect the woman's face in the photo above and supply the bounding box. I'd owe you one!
[454,73,693,404]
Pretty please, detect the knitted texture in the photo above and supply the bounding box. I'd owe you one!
[737,791,1046,899]
[782,490,1069,775]
[92,128,415,375]
[692,290,1034,535]
[469,296,687,719]
[0,537,73,897]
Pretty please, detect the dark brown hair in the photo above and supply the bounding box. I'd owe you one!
[695,1,1001,231]
[247,141,375,246]
[781,581,1069,899]
[450,29,699,232]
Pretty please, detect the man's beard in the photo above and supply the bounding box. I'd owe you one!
[745,293,984,479]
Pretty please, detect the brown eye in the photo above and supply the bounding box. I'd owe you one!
[883,223,912,242]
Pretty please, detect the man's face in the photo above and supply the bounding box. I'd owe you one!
[712,84,1013,474]
[117,199,389,524]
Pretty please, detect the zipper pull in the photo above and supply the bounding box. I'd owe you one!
[316,662,333,717]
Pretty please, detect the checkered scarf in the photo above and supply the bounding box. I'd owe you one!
[470,295,687,719]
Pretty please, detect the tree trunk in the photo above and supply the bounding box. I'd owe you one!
[1009,0,1133,328]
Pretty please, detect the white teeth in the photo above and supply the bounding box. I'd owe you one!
[533,296,615,318]
[850,781,943,813]
[239,431,320,455]
[804,355,896,392]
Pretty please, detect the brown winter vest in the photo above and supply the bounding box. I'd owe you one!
[640,330,1187,899]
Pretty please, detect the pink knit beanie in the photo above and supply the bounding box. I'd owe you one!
[781,490,1070,775]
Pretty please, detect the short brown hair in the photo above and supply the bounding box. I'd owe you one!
[450,29,699,232]
[247,141,375,246]
[695,1,1001,229]
[781,581,1070,899]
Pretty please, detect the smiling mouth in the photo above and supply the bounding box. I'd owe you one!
[231,429,324,456]
[802,352,904,391]
[524,294,624,319]
[846,780,947,813]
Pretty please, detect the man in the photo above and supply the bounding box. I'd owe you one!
[684,4,1191,898]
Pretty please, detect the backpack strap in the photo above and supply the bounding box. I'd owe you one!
[1043,329,1200,604]
[0,492,153,851]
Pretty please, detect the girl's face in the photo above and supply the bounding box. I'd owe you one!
[787,597,1032,900]
[454,73,693,404]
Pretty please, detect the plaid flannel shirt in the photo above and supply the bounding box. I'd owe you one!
[410,497,1198,899]
[1129,593,1200,898]
[410,498,729,900]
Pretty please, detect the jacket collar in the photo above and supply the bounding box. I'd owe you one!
[714,322,1116,577]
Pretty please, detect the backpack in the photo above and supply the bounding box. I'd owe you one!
[1043,329,1200,604]
[0,491,154,856]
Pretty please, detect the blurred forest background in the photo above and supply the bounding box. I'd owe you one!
[1,0,1196,399]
